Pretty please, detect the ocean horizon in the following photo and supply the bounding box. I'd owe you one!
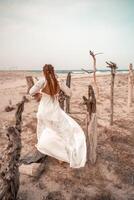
[0,68,129,74]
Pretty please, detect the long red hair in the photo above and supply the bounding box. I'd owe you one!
[41,64,60,98]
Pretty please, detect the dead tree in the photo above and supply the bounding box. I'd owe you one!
[25,76,34,94]
[128,63,134,111]
[89,50,103,98]
[106,61,117,125]
[83,85,97,164]
[0,96,26,200]
[66,72,71,113]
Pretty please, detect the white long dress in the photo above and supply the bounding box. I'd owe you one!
[29,77,87,168]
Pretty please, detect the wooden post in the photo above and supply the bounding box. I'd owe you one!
[106,61,117,126]
[25,76,34,94]
[128,63,134,111]
[0,96,26,200]
[89,50,103,98]
[66,72,71,113]
[83,85,97,164]
[58,90,66,110]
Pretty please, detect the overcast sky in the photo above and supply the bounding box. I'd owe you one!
[0,0,134,70]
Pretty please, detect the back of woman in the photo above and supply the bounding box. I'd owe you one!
[29,64,86,168]
[41,64,60,97]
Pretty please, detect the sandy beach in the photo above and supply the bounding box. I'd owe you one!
[0,71,134,200]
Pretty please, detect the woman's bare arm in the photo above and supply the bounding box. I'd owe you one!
[59,80,72,97]
[29,79,46,96]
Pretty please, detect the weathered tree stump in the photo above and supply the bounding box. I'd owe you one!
[106,61,117,126]
[25,76,34,94]
[0,96,26,200]
[83,85,97,164]
[128,63,134,111]
[66,72,71,113]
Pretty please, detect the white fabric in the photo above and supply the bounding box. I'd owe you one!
[29,78,87,168]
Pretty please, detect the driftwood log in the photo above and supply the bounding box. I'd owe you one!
[0,96,26,200]
[128,63,134,111]
[106,61,117,125]
[25,76,34,94]
[66,72,71,113]
[83,85,97,164]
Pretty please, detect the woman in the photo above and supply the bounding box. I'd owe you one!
[29,64,86,168]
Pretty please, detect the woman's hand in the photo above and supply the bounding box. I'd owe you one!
[33,93,42,102]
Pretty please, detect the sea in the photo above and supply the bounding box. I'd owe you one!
[30,69,129,75]
[55,69,129,74]
[0,68,129,75]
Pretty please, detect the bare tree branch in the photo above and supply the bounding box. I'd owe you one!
[81,68,93,74]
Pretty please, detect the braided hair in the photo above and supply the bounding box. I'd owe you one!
[42,64,60,99]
